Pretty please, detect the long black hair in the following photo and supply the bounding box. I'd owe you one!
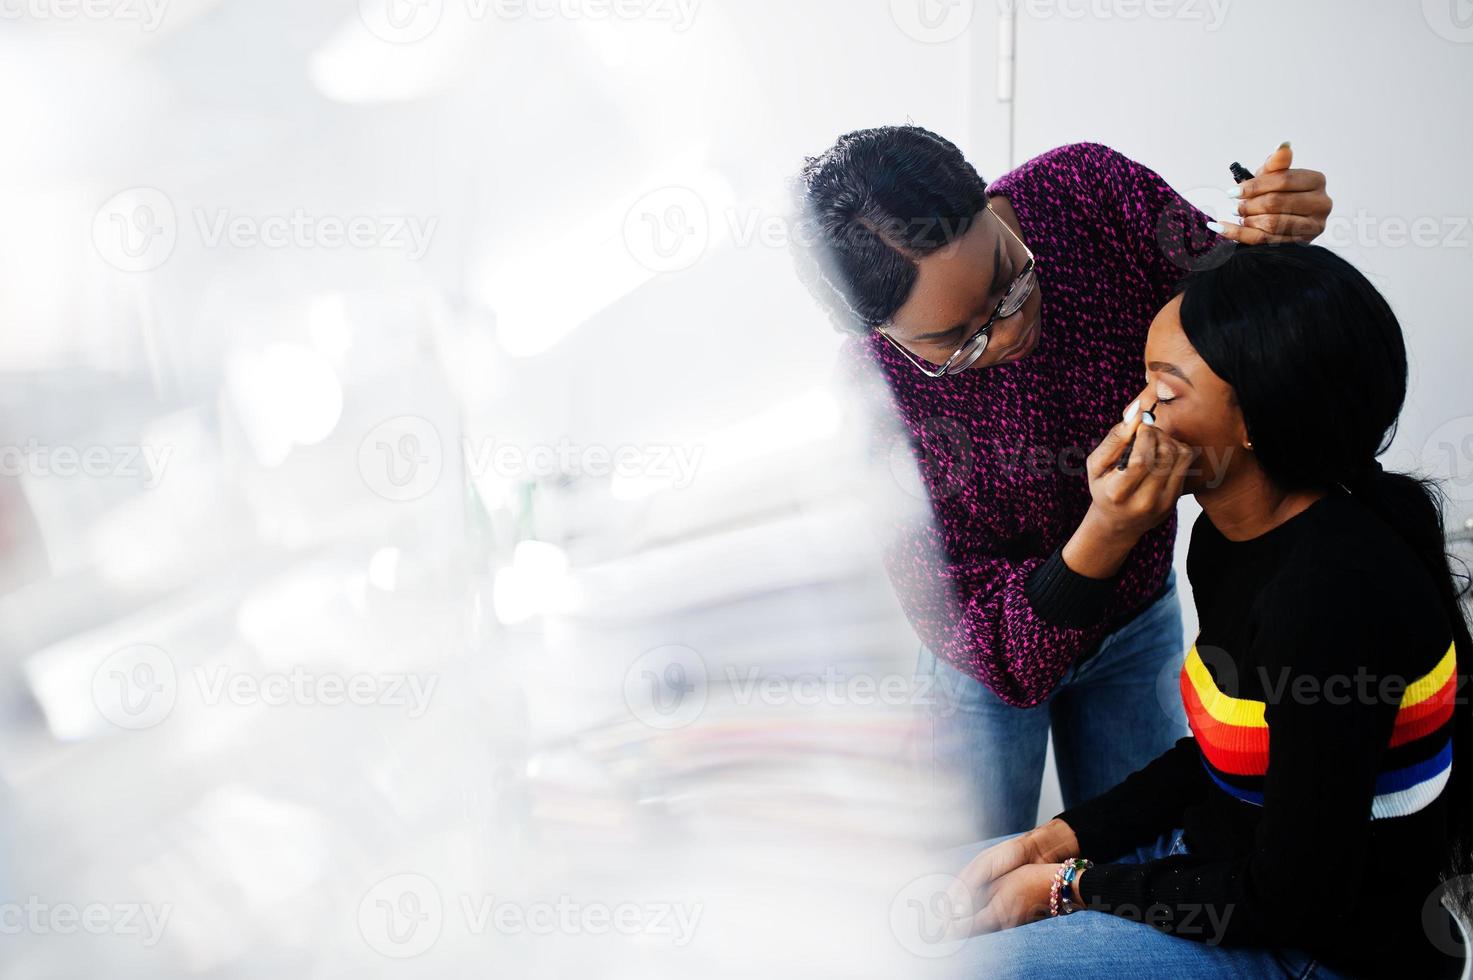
[1173,243,1473,885]
[790,125,988,334]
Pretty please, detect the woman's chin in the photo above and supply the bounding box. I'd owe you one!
[998,317,1042,362]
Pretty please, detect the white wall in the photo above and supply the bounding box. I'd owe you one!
[965,0,1473,820]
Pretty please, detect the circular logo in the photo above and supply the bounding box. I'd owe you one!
[1172,644,1239,719]
[889,871,972,958]
[1155,186,1237,273]
[1423,0,1473,42]
[358,0,444,43]
[888,417,976,501]
[92,187,177,273]
[623,644,707,730]
[358,416,444,502]
[1422,874,1473,956]
[623,186,710,274]
[92,643,177,730]
[1420,415,1473,502]
[358,873,443,958]
[890,0,974,44]
[1153,648,1190,730]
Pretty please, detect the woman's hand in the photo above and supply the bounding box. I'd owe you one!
[944,819,1082,938]
[1062,405,1196,580]
[945,863,1058,938]
[1215,142,1332,245]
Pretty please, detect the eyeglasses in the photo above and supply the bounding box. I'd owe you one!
[879,207,1036,377]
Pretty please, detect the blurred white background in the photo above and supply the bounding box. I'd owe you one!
[0,0,1469,975]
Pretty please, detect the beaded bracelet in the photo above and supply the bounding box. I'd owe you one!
[1048,858,1093,917]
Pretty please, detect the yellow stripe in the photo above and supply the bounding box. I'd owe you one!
[1402,642,1457,708]
[1184,647,1266,728]
[1184,641,1457,725]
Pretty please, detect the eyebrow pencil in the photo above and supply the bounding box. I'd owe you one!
[1116,402,1160,471]
[1230,162,1254,183]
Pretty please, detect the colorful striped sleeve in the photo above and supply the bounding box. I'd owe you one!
[1077,571,1454,955]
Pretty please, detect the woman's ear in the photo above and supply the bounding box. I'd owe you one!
[1228,395,1253,452]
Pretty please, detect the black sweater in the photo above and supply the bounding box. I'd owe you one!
[1057,490,1467,978]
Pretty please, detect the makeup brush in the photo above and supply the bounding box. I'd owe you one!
[1116,402,1160,471]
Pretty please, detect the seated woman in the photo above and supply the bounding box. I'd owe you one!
[940,243,1471,979]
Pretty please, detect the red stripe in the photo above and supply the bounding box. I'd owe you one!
[1396,698,1455,745]
[1391,674,1456,748]
[1181,669,1269,776]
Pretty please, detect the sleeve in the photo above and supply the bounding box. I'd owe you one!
[1054,736,1210,858]
[835,342,1118,709]
[885,518,1113,708]
[1073,573,1398,951]
[1047,142,1222,306]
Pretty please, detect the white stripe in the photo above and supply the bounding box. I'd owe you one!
[1370,763,1452,820]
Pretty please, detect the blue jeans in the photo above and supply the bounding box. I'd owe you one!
[918,570,1188,840]
[944,827,1355,979]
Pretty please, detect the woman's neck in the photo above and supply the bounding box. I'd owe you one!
[1196,467,1327,542]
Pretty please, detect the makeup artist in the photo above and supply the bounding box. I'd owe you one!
[790,131,1333,839]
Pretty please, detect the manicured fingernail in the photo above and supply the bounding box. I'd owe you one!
[1225,186,1242,199]
[1142,412,1157,427]
[1206,221,1225,234]
[1279,140,1291,149]
[1124,399,1140,422]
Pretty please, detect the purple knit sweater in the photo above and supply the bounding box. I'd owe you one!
[841,142,1219,708]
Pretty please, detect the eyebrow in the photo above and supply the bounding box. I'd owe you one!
[912,227,1006,342]
[1148,361,1196,387]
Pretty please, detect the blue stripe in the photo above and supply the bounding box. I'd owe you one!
[1201,758,1264,806]
[1374,739,1452,795]
[1199,738,1453,810]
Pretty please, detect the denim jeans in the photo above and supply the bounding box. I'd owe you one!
[941,827,1356,979]
[918,569,1188,841]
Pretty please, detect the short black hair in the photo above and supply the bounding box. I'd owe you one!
[791,125,988,334]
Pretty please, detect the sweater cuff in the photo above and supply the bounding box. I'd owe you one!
[1052,803,1139,862]
[1074,862,1147,916]
[1024,548,1115,629]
